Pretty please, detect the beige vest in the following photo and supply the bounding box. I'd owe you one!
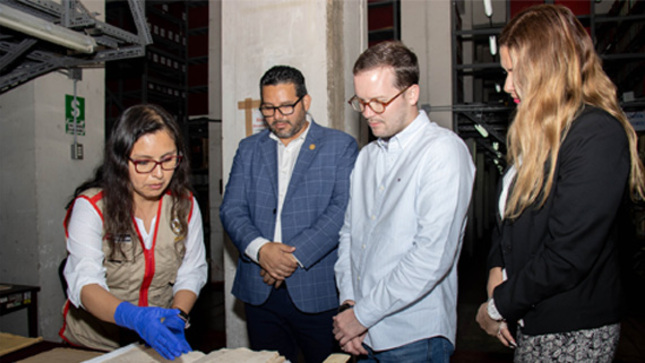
[59,188,191,351]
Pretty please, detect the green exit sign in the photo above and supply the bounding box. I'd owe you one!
[65,94,85,136]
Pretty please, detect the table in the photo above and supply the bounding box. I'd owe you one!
[0,340,102,363]
[0,284,41,337]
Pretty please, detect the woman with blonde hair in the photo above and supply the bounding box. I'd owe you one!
[476,4,645,362]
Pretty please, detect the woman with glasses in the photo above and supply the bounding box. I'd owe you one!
[60,104,207,361]
[476,5,645,362]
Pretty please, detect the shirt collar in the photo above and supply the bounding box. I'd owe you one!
[377,110,427,151]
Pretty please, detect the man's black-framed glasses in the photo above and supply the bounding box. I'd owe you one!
[348,85,412,114]
[129,155,183,174]
[259,95,305,117]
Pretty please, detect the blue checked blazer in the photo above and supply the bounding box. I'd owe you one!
[220,120,358,313]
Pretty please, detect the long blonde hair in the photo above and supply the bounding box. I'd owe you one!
[500,4,645,219]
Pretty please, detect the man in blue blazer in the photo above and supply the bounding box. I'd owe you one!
[220,65,358,363]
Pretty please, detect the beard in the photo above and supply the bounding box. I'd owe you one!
[269,116,306,140]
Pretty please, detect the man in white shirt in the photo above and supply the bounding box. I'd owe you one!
[333,41,476,362]
[221,65,358,363]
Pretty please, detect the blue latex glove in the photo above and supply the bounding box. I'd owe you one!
[162,314,191,348]
[114,301,191,360]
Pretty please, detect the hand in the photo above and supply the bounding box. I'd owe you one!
[114,302,191,360]
[162,314,192,351]
[476,301,516,348]
[258,242,298,280]
[333,306,367,347]
[260,268,283,288]
[341,333,368,356]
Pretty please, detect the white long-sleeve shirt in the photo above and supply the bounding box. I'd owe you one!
[335,111,476,350]
[64,196,208,308]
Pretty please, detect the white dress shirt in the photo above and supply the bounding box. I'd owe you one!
[64,196,208,309]
[244,119,311,262]
[335,111,476,350]
[499,165,517,218]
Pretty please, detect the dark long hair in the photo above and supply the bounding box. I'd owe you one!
[67,104,193,253]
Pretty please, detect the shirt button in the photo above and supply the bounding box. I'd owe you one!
[379,185,384,191]
[362,244,366,249]
[371,215,376,220]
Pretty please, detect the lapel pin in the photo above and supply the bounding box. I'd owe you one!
[309,144,316,150]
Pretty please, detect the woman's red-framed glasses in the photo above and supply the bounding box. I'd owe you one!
[129,155,182,174]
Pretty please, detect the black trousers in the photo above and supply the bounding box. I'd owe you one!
[244,285,338,363]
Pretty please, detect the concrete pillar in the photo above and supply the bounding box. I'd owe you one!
[218,0,364,348]
[401,0,453,130]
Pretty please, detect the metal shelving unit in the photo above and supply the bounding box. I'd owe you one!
[451,0,645,172]
[591,0,645,112]
[183,2,211,254]
[451,1,511,172]
[105,0,212,255]
[105,1,188,132]
[367,0,400,46]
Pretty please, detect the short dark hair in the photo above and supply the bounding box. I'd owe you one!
[260,65,308,99]
[353,41,419,90]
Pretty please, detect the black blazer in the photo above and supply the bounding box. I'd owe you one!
[489,106,630,335]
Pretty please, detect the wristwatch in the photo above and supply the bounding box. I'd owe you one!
[338,302,354,313]
[178,309,191,329]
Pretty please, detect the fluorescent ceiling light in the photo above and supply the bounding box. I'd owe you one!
[0,4,96,53]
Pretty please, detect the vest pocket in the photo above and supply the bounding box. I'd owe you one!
[105,235,135,263]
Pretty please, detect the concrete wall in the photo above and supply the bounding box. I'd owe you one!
[0,0,105,341]
[218,0,364,348]
[0,69,105,339]
[0,83,38,336]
